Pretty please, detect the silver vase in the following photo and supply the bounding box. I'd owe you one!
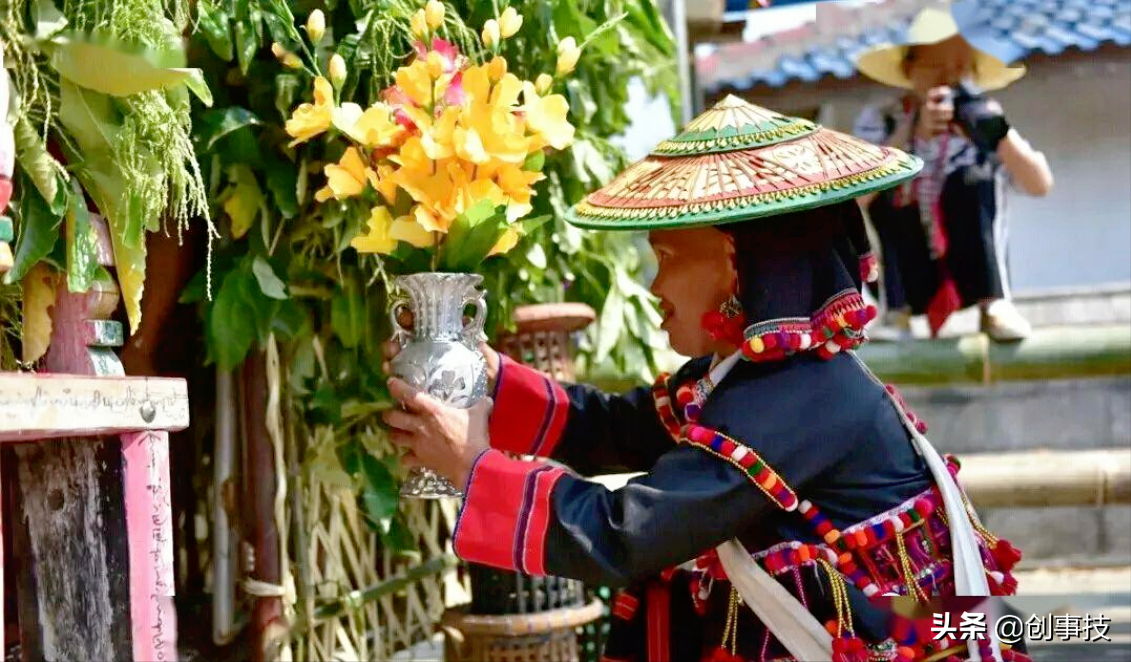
[389,272,489,499]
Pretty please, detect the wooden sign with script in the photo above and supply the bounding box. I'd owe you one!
[0,374,190,443]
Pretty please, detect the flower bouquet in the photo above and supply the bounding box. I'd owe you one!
[284,2,580,497]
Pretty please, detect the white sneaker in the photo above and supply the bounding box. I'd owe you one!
[981,299,1031,342]
[869,308,914,342]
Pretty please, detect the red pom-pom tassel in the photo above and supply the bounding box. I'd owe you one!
[992,539,1023,572]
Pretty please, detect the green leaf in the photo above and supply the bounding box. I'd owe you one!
[358,453,398,534]
[233,0,262,75]
[252,256,288,300]
[49,36,200,97]
[313,385,344,425]
[331,282,365,348]
[32,0,68,38]
[65,180,98,293]
[196,107,262,151]
[184,69,214,107]
[595,284,624,362]
[271,298,310,339]
[381,513,419,558]
[437,201,505,272]
[336,437,363,475]
[526,243,547,270]
[5,174,64,284]
[518,214,552,236]
[264,156,299,218]
[196,2,234,60]
[209,268,258,370]
[274,74,301,122]
[522,150,546,172]
[57,80,120,154]
[222,165,266,239]
[12,116,62,205]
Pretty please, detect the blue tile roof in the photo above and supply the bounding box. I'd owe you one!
[701,0,1131,93]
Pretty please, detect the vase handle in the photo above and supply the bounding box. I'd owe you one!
[389,293,412,348]
[462,290,488,348]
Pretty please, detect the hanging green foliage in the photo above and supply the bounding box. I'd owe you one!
[1,0,214,346]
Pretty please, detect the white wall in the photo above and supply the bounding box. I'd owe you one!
[816,52,1131,292]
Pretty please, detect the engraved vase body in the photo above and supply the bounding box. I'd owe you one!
[390,272,488,498]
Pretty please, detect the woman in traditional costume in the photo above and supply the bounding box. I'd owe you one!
[383,97,1027,662]
[853,5,1053,341]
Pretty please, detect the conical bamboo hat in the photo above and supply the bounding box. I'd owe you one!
[566,95,923,231]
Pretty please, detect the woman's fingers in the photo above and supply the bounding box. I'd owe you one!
[389,430,416,449]
[400,450,423,470]
[382,408,421,433]
[387,377,441,415]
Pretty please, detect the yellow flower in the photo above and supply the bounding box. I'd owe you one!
[329,54,347,88]
[413,205,445,233]
[283,52,303,70]
[556,36,581,75]
[495,163,545,204]
[393,210,437,248]
[315,147,375,202]
[522,82,575,150]
[411,9,429,39]
[459,67,530,164]
[487,56,507,82]
[391,136,434,174]
[498,7,523,38]
[286,77,334,146]
[333,102,405,149]
[494,163,544,220]
[395,59,436,108]
[488,228,520,256]
[452,126,489,164]
[425,0,445,30]
[391,160,459,230]
[306,9,326,43]
[372,164,399,205]
[352,206,398,254]
[535,73,553,95]
[420,106,460,160]
[482,19,500,48]
[271,42,287,60]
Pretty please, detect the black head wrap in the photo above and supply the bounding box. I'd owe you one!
[719,201,878,362]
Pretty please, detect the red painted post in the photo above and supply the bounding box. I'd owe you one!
[4,216,187,660]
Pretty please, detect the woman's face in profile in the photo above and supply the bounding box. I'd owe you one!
[647,226,737,358]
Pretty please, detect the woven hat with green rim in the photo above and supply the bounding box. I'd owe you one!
[565,95,923,231]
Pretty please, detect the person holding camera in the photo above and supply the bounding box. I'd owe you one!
[853,5,1053,341]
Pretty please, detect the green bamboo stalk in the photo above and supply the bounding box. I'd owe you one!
[311,554,459,622]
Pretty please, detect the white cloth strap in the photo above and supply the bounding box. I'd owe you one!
[716,539,835,660]
[709,351,1003,662]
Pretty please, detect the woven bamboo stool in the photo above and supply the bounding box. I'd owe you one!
[441,599,604,662]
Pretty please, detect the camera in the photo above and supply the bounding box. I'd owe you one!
[951,78,1011,153]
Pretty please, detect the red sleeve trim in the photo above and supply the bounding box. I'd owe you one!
[452,449,566,575]
[489,354,570,457]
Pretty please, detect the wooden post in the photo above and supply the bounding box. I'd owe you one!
[2,217,189,660]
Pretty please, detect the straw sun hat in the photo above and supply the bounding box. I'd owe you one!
[855,5,1026,92]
